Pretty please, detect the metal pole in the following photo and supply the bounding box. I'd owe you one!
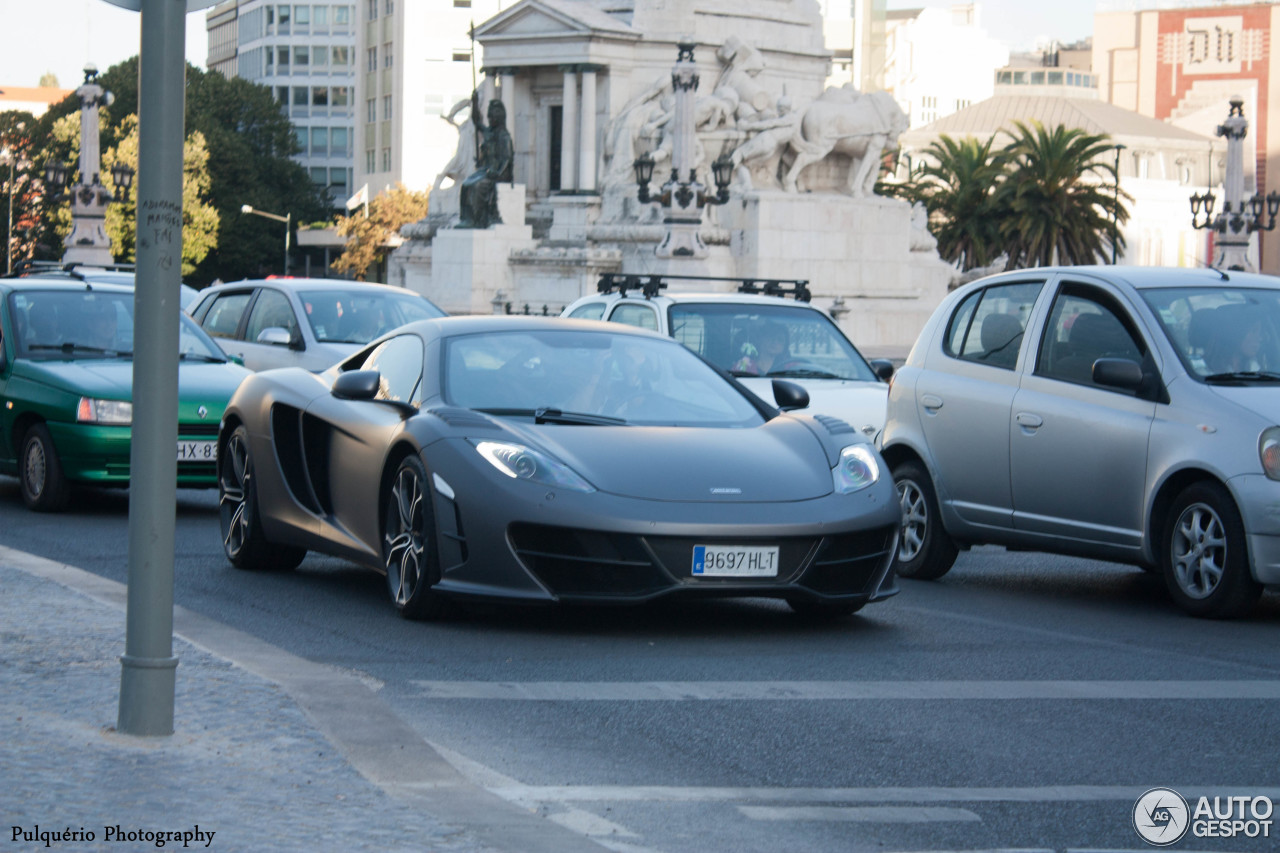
[285,211,291,276]
[1112,144,1124,265]
[118,0,185,736]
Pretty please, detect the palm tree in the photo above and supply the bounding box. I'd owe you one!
[913,134,1011,271]
[996,121,1130,267]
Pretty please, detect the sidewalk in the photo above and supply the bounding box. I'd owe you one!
[0,560,488,853]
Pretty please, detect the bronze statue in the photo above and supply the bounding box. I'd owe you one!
[458,94,513,229]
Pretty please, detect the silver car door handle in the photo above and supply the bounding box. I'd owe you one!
[921,394,943,411]
[1016,412,1044,429]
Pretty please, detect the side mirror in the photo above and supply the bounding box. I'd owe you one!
[772,379,810,411]
[332,369,380,401]
[868,358,895,382]
[256,327,293,347]
[289,328,305,351]
[1092,357,1144,391]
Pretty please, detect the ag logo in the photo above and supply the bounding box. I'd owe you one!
[1133,787,1190,846]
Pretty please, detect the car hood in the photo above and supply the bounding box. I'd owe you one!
[15,358,250,403]
[509,416,834,502]
[736,377,888,437]
[1205,383,1280,423]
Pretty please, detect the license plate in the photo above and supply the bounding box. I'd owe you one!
[692,545,779,577]
[177,440,218,462]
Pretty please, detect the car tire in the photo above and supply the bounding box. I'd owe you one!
[19,423,70,512]
[383,454,450,621]
[786,597,865,619]
[891,460,957,580]
[218,425,306,571]
[1163,481,1260,619]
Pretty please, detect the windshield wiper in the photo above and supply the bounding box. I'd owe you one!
[473,407,627,426]
[1204,370,1280,384]
[768,367,844,379]
[179,352,225,363]
[28,343,128,357]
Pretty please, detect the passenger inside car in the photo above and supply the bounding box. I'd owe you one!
[733,321,790,375]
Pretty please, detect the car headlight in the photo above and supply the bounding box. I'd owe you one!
[471,440,595,493]
[77,397,132,425]
[1261,427,1280,480]
[833,445,880,494]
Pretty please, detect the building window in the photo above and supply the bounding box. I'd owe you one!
[311,166,328,185]
[311,127,329,156]
[278,46,291,67]
[381,147,391,171]
[452,51,470,63]
[267,5,275,24]
[332,46,350,67]
[367,0,377,19]
[330,167,349,194]
[293,86,308,106]
[956,98,970,111]
[367,47,377,72]
[295,127,309,153]
[312,46,327,67]
[366,149,376,173]
[313,5,327,26]
[312,87,329,107]
[294,5,310,25]
[331,127,349,156]
[383,42,393,68]
[366,98,376,122]
[334,5,350,25]
[294,46,310,68]
[331,85,350,107]
[383,95,392,120]
[454,0,470,6]
[278,4,290,25]
[384,0,393,12]
[276,85,289,103]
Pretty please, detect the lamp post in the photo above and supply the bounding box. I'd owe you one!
[1190,97,1279,270]
[632,39,733,260]
[1111,143,1125,265]
[241,204,292,276]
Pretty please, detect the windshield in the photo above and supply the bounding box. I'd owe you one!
[1141,286,1280,382]
[668,303,879,381]
[300,288,445,344]
[444,329,766,427]
[9,289,226,362]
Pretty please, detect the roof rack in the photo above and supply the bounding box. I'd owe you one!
[596,273,811,302]
[6,260,137,281]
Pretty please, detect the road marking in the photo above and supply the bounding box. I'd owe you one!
[738,805,981,823]
[410,680,1280,701]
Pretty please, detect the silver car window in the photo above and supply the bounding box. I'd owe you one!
[566,302,606,321]
[944,282,1043,370]
[1036,289,1145,388]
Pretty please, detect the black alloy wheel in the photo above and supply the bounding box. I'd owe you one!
[218,425,305,571]
[383,454,449,620]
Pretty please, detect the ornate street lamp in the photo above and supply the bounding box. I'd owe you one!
[111,162,136,202]
[631,40,733,259]
[241,204,292,276]
[1190,97,1279,270]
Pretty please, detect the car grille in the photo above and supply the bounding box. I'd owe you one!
[178,423,220,437]
[508,522,897,599]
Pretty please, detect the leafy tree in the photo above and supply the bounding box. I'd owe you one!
[996,121,1130,268]
[913,135,1011,271]
[0,110,40,272]
[331,185,429,281]
[38,73,60,89]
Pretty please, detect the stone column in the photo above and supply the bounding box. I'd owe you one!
[578,67,598,193]
[560,66,578,193]
[498,69,516,136]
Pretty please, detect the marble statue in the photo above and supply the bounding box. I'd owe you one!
[458,95,513,230]
[782,86,909,196]
[432,98,477,194]
[730,95,798,190]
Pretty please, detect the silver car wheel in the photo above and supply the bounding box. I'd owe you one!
[219,431,251,558]
[897,478,927,563]
[385,465,426,607]
[1170,500,1227,600]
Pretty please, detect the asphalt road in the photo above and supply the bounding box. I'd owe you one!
[4,479,1279,853]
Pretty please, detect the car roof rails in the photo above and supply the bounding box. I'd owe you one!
[6,260,137,281]
[595,272,811,303]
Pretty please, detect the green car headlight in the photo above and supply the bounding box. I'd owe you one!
[471,440,596,493]
[77,397,133,425]
[833,445,880,494]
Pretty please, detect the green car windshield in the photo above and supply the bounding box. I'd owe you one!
[9,289,227,362]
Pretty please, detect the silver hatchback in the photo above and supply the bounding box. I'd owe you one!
[879,265,1280,618]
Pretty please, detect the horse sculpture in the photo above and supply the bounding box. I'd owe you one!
[782,87,909,196]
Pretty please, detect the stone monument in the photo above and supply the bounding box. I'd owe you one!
[389,0,953,348]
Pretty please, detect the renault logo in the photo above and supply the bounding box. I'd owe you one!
[197,405,209,419]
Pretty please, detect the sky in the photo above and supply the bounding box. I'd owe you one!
[0,0,1100,92]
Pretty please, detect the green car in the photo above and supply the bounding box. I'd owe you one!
[0,280,251,511]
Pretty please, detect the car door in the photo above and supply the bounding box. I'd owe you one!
[195,288,256,364]
[305,333,425,561]
[916,279,1046,530]
[1009,280,1156,550]
[0,293,14,464]
[236,287,308,372]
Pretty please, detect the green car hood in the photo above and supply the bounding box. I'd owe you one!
[13,358,251,410]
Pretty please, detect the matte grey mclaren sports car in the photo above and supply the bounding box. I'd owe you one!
[216,316,901,619]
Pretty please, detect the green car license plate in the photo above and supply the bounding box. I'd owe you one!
[177,440,218,462]
[692,545,779,577]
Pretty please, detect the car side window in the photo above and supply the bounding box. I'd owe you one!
[943,282,1042,370]
[608,303,659,331]
[1036,287,1146,389]
[201,291,253,340]
[567,303,606,321]
[244,289,299,344]
[361,333,424,405]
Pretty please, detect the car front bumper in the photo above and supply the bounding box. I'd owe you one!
[45,421,220,488]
